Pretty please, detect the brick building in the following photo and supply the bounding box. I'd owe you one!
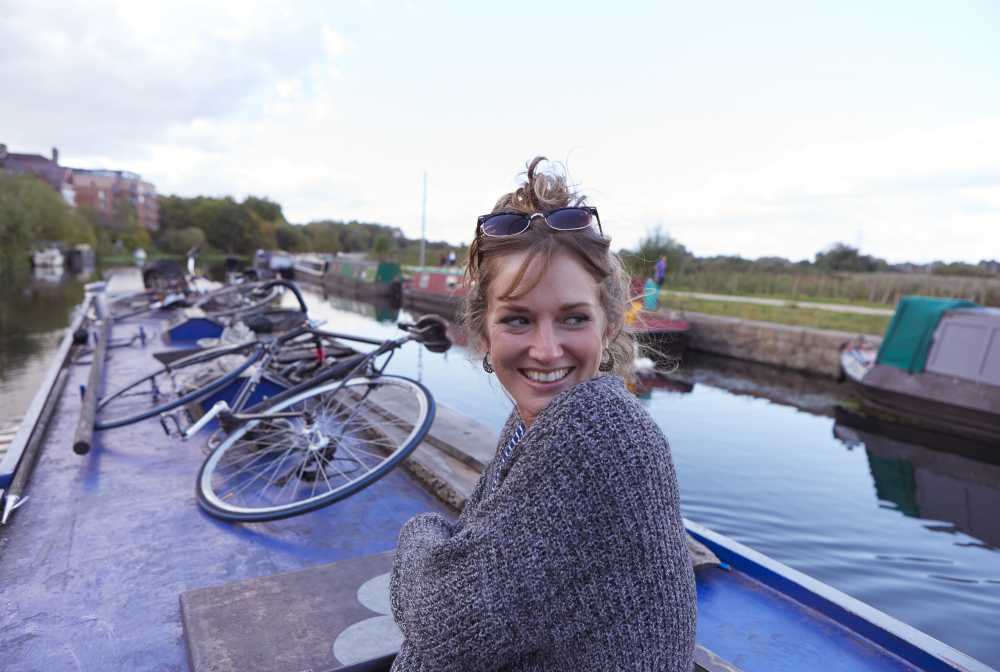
[72,168,159,231]
[0,144,76,206]
[0,143,158,231]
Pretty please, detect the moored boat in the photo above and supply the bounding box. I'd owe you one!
[401,267,466,319]
[177,518,996,672]
[251,249,295,280]
[292,253,331,286]
[30,246,64,268]
[627,278,693,362]
[840,296,1000,443]
[323,258,402,301]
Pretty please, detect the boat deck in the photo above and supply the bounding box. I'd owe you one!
[697,566,917,672]
[0,312,454,671]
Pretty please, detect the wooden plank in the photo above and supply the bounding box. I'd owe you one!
[180,551,396,672]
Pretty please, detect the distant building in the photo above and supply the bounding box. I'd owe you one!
[0,143,158,231]
[72,168,159,231]
[0,144,76,206]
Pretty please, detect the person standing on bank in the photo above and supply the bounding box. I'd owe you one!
[654,254,668,288]
[390,157,697,671]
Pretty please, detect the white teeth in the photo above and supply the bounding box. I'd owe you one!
[524,368,569,383]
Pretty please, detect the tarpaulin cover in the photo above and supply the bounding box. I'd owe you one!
[876,296,977,373]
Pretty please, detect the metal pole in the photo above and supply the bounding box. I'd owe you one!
[419,171,427,268]
[74,290,111,455]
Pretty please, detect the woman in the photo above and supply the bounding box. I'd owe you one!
[390,157,696,671]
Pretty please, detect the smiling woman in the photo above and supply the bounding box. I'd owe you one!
[387,157,697,671]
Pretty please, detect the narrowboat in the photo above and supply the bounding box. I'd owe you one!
[293,253,332,286]
[176,517,995,672]
[402,267,466,319]
[251,249,295,280]
[0,283,995,672]
[323,258,403,301]
[840,296,1000,443]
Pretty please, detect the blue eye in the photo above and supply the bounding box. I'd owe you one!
[500,316,529,326]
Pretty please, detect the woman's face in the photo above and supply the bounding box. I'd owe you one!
[484,251,610,427]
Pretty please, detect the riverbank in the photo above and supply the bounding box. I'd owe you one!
[660,292,893,336]
[682,310,882,379]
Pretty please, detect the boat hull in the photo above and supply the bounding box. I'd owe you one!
[841,351,1000,444]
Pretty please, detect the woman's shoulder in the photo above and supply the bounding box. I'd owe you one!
[532,375,659,441]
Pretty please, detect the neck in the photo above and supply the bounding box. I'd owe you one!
[517,406,535,430]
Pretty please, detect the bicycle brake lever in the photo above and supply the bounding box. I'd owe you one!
[182,401,232,441]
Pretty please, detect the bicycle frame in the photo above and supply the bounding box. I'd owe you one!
[179,326,415,441]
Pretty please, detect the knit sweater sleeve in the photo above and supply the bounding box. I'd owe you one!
[389,376,697,672]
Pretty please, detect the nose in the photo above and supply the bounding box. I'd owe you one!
[529,319,562,364]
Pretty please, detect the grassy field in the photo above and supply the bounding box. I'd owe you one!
[659,296,893,336]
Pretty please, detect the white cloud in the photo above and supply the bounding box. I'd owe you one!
[607,117,1000,263]
[322,26,348,57]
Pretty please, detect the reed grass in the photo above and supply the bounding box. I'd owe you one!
[664,270,1000,307]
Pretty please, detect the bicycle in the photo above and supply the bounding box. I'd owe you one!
[181,314,451,522]
[94,280,313,430]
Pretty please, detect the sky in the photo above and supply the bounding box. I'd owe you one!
[2,0,999,264]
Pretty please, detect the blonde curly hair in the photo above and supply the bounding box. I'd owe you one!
[461,156,636,381]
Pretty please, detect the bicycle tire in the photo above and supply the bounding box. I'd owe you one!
[94,342,264,429]
[196,375,434,522]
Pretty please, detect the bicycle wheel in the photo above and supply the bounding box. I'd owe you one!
[94,342,264,429]
[196,375,434,522]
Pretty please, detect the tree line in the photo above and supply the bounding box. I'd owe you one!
[622,226,999,280]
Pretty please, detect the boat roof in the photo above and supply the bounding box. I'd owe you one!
[876,296,977,373]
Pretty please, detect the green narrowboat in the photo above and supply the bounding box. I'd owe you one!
[323,258,403,301]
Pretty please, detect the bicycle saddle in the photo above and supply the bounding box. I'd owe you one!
[401,315,452,353]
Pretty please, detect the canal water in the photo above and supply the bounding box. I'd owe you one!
[1,273,998,668]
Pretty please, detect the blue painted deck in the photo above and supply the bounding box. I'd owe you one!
[0,314,455,671]
[696,567,918,672]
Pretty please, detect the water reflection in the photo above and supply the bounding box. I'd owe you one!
[835,410,1000,550]
[305,285,401,324]
[0,271,87,424]
[672,350,855,417]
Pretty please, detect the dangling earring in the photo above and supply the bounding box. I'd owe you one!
[598,348,615,372]
[482,353,494,374]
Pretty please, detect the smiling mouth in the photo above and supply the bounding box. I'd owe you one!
[521,368,571,383]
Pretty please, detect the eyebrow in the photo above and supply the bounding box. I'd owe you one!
[496,301,594,313]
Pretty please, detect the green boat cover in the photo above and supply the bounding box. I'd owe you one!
[876,296,977,373]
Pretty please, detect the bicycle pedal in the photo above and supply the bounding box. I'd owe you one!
[159,407,194,438]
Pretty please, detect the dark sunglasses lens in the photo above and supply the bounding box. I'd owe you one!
[482,214,530,236]
[545,208,592,231]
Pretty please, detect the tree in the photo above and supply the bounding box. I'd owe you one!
[369,231,394,261]
[814,243,878,273]
[623,225,688,279]
[243,196,285,224]
[191,197,256,254]
[0,176,36,278]
[158,195,199,231]
[157,227,207,255]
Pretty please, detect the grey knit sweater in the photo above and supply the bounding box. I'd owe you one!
[390,375,697,671]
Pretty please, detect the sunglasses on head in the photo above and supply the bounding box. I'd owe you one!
[477,206,602,237]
